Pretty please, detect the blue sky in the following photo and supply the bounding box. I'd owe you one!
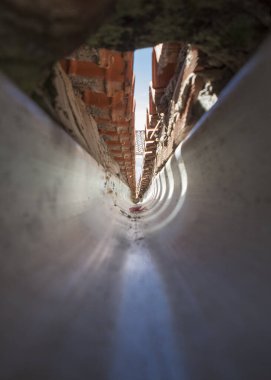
[133,47,152,182]
[134,48,152,131]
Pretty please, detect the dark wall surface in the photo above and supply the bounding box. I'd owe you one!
[1,0,271,93]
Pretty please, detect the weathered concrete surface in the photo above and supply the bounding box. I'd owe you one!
[88,0,271,70]
[0,0,114,92]
[1,35,271,380]
[1,0,271,94]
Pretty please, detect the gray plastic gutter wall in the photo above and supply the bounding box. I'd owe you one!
[1,36,271,380]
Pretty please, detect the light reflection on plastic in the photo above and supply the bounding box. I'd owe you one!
[139,144,188,233]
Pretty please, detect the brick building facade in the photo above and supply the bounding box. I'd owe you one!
[60,46,136,196]
[137,42,218,199]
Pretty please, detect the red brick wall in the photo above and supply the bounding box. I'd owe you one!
[61,47,136,197]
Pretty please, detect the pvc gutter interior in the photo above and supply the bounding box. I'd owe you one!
[1,36,271,379]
